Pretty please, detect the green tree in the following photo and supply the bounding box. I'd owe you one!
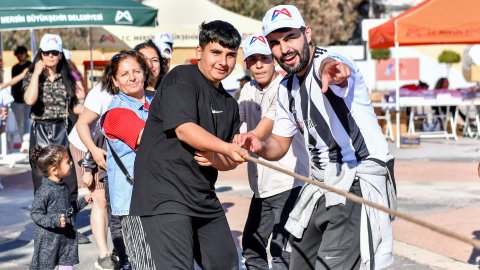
[2,28,90,51]
[438,50,461,77]
[370,48,390,60]
[370,48,390,91]
[212,0,365,46]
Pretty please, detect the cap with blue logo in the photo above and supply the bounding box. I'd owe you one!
[39,34,63,52]
[262,5,306,37]
[242,33,271,60]
[155,32,173,45]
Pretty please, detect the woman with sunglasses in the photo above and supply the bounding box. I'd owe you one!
[23,34,83,223]
[99,50,155,269]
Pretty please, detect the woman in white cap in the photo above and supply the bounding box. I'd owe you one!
[62,49,86,100]
[23,33,85,241]
[154,32,173,73]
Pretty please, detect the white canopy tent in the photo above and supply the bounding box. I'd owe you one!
[94,0,262,49]
[90,0,262,90]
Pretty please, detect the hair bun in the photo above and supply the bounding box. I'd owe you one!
[30,145,43,162]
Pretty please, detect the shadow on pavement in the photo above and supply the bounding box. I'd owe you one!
[467,230,480,265]
[0,223,33,252]
[0,204,92,255]
[216,186,233,193]
[0,170,33,190]
[222,202,234,213]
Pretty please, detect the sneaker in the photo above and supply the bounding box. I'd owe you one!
[120,262,132,270]
[20,141,29,153]
[110,250,119,263]
[95,254,116,270]
[76,231,91,244]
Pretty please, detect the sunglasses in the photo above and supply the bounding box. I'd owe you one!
[111,50,137,60]
[41,50,61,57]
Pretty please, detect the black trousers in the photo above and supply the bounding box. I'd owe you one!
[141,213,239,270]
[242,187,301,270]
[290,180,362,270]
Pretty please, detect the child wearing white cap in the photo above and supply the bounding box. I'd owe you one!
[238,33,309,270]
[236,5,396,270]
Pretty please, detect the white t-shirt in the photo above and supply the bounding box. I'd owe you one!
[0,87,14,106]
[238,75,308,198]
[68,84,114,151]
[272,47,389,169]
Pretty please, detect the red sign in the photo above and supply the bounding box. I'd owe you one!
[376,58,419,81]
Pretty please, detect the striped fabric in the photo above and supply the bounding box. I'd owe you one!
[121,215,156,270]
[272,47,389,168]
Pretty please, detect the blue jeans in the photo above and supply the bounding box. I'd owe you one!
[11,102,31,137]
[242,187,301,270]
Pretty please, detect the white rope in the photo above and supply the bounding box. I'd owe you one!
[244,155,480,249]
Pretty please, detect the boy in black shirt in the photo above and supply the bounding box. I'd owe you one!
[11,46,32,152]
[130,20,245,270]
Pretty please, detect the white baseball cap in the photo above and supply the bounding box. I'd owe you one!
[158,42,172,59]
[262,5,306,37]
[62,49,71,60]
[39,34,63,52]
[155,32,173,45]
[242,33,271,60]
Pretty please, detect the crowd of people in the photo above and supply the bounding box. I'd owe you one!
[1,4,399,270]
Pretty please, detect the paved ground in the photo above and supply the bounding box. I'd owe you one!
[0,137,479,269]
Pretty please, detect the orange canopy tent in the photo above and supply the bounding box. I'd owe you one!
[368,0,480,147]
[369,0,480,49]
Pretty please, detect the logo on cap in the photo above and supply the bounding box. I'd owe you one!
[271,8,292,21]
[49,37,59,44]
[249,36,266,45]
[115,10,133,24]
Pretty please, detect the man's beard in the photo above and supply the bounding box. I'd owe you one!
[277,38,310,74]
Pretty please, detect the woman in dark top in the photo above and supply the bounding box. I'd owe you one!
[432,77,466,128]
[23,34,82,211]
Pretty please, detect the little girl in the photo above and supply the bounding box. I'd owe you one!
[29,144,92,270]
